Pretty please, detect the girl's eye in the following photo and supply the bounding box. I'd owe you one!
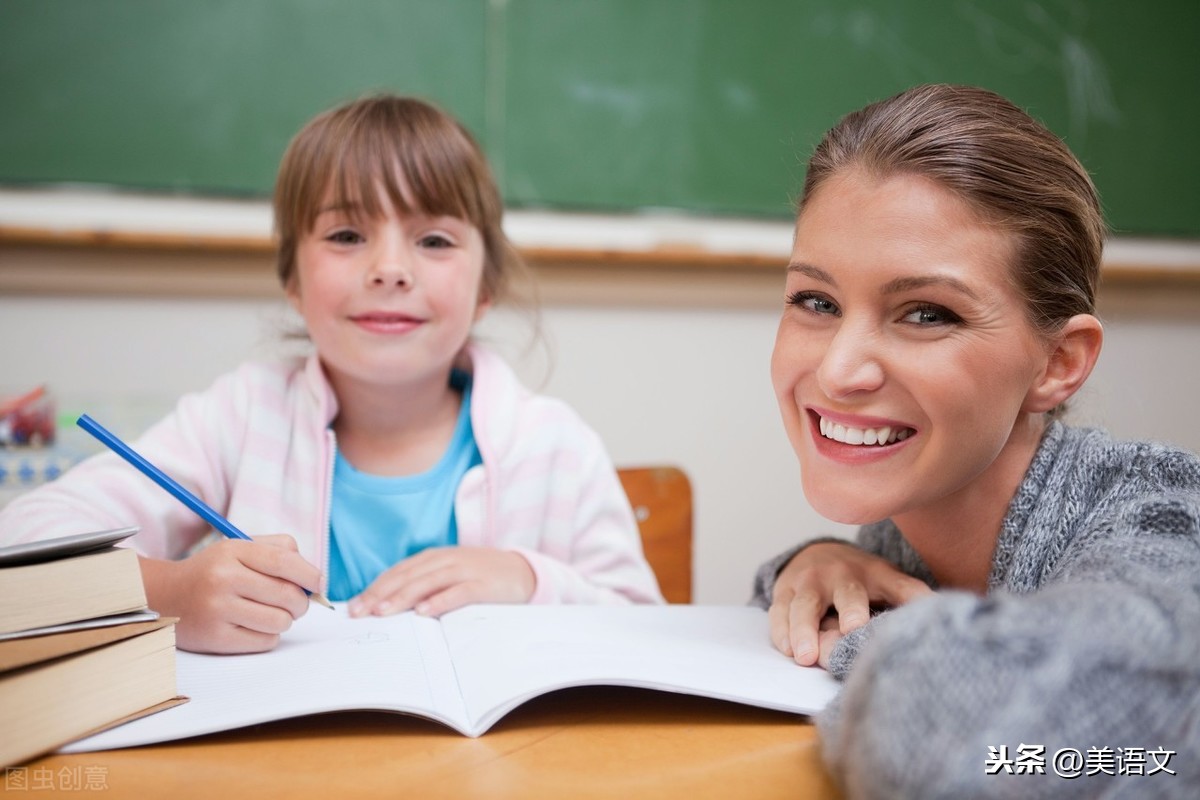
[419,234,454,249]
[786,291,840,317]
[901,304,962,326]
[326,229,363,245]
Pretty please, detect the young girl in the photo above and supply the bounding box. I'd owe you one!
[0,95,663,653]
[752,85,1200,795]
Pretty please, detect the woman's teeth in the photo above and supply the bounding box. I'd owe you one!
[819,416,912,446]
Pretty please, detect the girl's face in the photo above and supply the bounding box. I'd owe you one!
[288,187,489,395]
[771,169,1051,525]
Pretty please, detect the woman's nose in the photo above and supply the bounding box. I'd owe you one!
[816,323,885,399]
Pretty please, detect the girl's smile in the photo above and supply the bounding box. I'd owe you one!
[348,310,426,335]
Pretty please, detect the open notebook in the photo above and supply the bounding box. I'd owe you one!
[64,604,839,749]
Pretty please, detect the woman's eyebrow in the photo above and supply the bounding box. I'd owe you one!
[786,263,983,302]
[882,274,981,301]
[786,263,836,285]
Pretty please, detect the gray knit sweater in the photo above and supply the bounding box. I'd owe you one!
[751,423,1200,798]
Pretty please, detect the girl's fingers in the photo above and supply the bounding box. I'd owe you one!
[181,596,293,655]
[362,562,460,616]
[225,594,297,637]
[413,582,481,618]
[184,625,281,656]
[350,549,454,615]
[253,533,300,552]
[234,569,312,621]
[354,548,535,617]
[237,540,323,598]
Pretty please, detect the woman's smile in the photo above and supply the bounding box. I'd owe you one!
[772,168,1051,526]
[807,408,916,465]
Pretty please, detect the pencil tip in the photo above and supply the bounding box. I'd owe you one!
[311,592,335,610]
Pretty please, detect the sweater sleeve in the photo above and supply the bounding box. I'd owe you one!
[819,491,1200,798]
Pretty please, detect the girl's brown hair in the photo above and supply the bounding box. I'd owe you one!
[273,94,522,304]
[799,83,1106,337]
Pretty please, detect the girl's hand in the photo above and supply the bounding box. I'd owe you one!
[139,534,322,654]
[768,541,932,668]
[350,547,536,618]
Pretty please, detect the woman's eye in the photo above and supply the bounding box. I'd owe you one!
[902,304,962,326]
[326,229,363,245]
[787,291,840,316]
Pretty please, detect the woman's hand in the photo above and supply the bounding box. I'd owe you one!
[140,534,322,654]
[350,547,536,618]
[769,541,932,668]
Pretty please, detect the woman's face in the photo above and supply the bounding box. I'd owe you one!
[771,168,1051,525]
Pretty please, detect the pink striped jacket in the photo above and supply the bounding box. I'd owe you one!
[0,345,664,605]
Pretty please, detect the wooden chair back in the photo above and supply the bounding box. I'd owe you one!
[617,466,693,603]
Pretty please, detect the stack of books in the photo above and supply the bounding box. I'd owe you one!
[0,527,181,766]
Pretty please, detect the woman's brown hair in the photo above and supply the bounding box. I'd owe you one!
[799,83,1106,338]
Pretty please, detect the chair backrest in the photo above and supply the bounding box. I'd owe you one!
[617,466,693,603]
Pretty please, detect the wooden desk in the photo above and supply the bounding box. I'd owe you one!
[11,688,841,799]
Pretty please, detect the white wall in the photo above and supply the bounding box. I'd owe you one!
[481,302,853,603]
[1,288,1197,602]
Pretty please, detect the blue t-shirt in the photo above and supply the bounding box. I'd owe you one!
[325,374,482,602]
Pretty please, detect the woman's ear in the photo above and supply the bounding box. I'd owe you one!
[1024,314,1104,413]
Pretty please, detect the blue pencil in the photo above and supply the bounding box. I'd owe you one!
[77,414,334,609]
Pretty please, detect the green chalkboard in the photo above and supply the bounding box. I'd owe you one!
[0,0,487,194]
[2,0,1198,236]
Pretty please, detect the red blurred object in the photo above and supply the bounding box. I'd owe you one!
[0,386,56,447]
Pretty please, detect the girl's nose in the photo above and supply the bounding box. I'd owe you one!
[368,244,413,289]
[816,323,885,399]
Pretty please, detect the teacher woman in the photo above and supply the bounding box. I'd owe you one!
[752,84,1200,797]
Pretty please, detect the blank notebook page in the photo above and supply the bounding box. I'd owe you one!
[65,607,468,750]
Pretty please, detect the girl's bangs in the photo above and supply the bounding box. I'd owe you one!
[321,124,483,230]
